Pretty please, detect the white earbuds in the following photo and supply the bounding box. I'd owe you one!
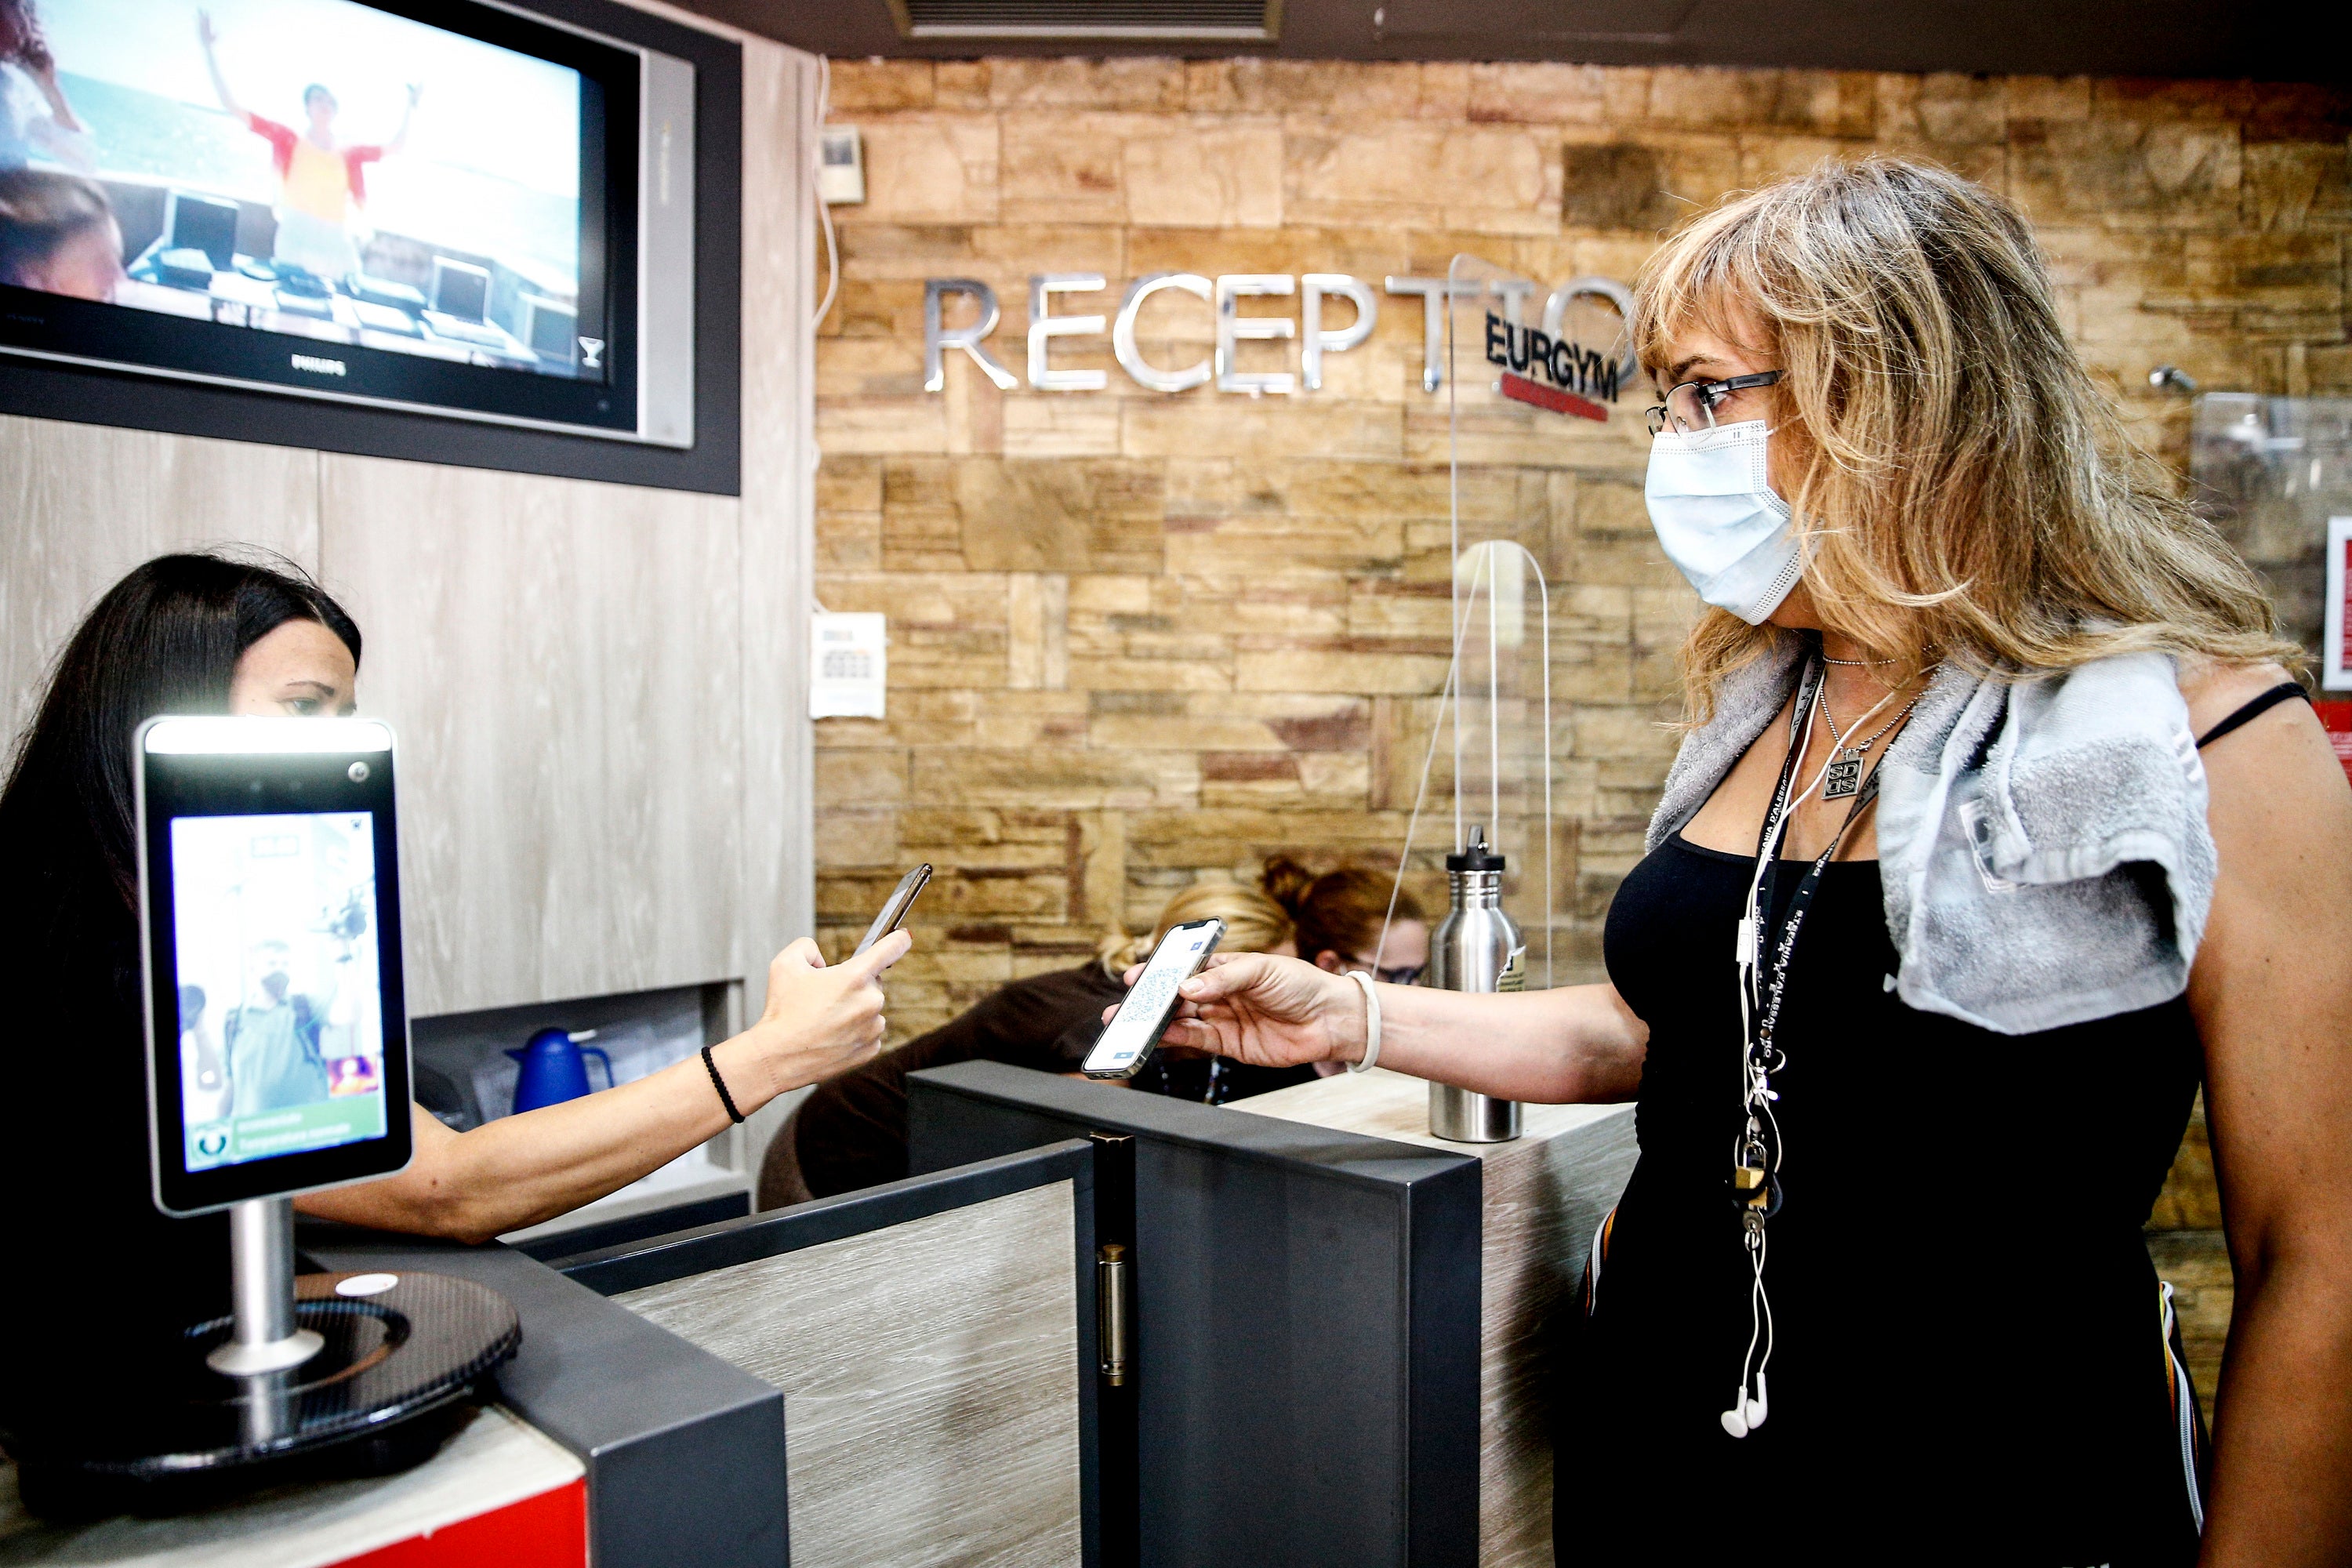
[1720,1372,1771,1439]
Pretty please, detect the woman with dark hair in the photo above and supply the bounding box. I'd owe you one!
[1259,857,1428,986]
[0,554,906,1412]
[0,0,84,173]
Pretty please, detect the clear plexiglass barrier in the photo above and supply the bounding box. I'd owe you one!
[1369,254,1644,989]
[2190,394,2352,688]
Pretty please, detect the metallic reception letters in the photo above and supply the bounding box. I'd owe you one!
[924,278,1018,392]
[1216,274,1295,396]
[1029,274,1109,393]
[923,273,1631,402]
[1112,273,1213,393]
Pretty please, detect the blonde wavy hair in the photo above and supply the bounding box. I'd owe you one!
[1097,881,1293,975]
[1632,157,2296,719]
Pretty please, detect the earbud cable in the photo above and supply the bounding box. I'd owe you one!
[1727,666,1895,1436]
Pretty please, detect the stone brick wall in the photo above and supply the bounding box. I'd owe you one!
[811,57,2351,1043]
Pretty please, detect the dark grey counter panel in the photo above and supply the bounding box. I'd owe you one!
[299,1225,786,1568]
[907,1061,1483,1568]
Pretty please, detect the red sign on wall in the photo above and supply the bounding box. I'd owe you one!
[2312,699,2352,786]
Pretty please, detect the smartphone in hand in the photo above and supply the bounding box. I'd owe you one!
[854,864,931,956]
[1083,918,1224,1080]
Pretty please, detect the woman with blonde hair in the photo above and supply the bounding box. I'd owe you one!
[1149,158,2352,1563]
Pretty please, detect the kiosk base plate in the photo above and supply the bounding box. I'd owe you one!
[11,1270,520,1519]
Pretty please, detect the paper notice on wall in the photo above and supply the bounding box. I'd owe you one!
[2325,517,2352,692]
[811,612,887,719]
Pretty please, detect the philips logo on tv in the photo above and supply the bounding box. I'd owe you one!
[291,354,348,378]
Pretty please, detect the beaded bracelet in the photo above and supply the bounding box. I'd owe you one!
[701,1044,745,1123]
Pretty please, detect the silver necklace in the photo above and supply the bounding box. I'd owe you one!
[1816,686,1915,800]
[1819,652,1896,667]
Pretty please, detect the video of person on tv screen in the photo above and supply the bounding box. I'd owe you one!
[0,0,597,380]
[169,811,388,1173]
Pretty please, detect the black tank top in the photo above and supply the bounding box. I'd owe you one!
[1559,833,2204,1565]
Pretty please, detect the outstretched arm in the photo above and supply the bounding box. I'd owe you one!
[27,64,82,133]
[383,82,421,156]
[2186,670,2352,1567]
[298,931,909,1242]
[1142,951,1649,1105]
[195,10,241,120]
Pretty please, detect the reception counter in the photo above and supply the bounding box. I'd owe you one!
[2,1067,1638,1568]
[1232,1069,1638,1567]
[906,1059,1640,1568]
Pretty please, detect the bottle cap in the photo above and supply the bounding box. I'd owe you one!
[1446,826,1506,873]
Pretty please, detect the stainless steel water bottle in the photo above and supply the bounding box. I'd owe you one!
[1428,826,1524,1143]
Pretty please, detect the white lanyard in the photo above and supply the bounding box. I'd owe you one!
[1720,658,1894,1439]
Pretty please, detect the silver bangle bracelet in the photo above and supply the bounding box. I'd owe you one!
[1344,970,1381,1074]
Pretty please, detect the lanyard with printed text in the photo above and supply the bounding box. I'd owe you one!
[1735,659,1882,1217]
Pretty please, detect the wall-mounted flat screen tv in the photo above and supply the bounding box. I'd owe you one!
[0,0,693,447]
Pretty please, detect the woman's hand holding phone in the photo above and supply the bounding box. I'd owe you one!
[725,931,911,1103]
[1114,951,1367,1070]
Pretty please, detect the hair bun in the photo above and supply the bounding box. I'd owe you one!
[1259,856,1315,913]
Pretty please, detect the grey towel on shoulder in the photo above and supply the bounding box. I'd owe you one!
[1645,638,2213,1036]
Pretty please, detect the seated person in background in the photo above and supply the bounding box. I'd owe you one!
[768,880,1306,1205]
[1258,856,1430,1078]
[1128,859,1431,1096]
[1260,855,1429,985]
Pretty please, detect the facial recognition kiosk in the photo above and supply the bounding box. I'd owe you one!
[19,718,520,1514]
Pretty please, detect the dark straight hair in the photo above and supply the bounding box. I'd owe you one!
[0,552,362,920]
[0,552,361,1398]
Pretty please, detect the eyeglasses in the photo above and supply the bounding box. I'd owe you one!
[1354,959,1425,986]
[1645,371,1784,435]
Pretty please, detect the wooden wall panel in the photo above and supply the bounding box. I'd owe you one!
[0,416,319,740]
[735,41,821,1176]
[617,1180,1085,1568]
[318,456,746,1014]
[738,40,818,984]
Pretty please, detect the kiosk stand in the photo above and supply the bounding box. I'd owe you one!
[9,717,520,1518]
[212,1198,324,1377]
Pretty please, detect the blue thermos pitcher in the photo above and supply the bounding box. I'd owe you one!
[508,1028,614,1114]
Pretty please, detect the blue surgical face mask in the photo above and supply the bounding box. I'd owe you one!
[1644,418,1802,626]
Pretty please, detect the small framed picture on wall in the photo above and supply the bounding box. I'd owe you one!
[2326,516,2352,691]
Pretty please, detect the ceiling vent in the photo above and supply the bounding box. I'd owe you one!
[1375,0,1697,45]
[888,0,1281,41]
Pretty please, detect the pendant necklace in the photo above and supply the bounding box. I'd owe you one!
[1817,687,1916,801]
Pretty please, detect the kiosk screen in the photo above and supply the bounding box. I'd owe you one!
[139,716,412,1214]
[169,810,388,1171]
